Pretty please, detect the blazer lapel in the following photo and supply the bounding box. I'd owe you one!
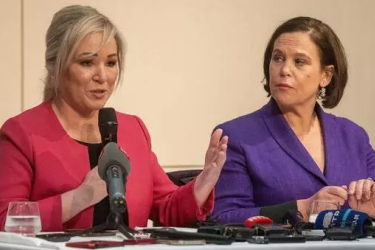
[261,99,327,185]
[317,107,339,185]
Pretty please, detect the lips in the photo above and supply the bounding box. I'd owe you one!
[276,83,292,88]
[90,89,107,99]
[91,89,106,93]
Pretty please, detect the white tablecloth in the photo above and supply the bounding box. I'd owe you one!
[2,237,375,250]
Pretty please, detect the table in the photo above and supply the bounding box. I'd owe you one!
[2,238,375,250]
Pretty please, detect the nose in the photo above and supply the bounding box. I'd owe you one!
[280,60,292,77]
[94,64,107,84]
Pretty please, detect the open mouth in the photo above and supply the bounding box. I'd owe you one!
[90,90,107,99]
[91,90,106,94]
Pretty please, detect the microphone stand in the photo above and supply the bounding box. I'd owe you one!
[71,209,136,239]
[71,173,135,240]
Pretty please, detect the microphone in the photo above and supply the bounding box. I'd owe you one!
[244,216,273,228]
[98,107,130,213]
[99,108,118,146]
[283,210,314,233]
[98,142,131,213]
[314,209,374,237]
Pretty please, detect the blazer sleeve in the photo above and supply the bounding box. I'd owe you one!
[212,127,262,223]
[364,130,375,178]
[0,118,63,231]
[134,116,214,227]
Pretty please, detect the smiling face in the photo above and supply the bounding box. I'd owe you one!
[58,32,119,114]
[269,32,332,109]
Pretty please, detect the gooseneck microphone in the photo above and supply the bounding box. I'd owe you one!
[98,108,131,213]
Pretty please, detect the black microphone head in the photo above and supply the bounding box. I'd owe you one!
[283,210,303,227]
[98,142,131,181]
[99,107,118,145]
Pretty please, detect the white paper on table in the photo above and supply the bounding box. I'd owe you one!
[134,227,198,233]
[68,233,126,243]
[0,232,60,249]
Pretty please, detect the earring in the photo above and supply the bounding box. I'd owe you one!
[319,87,326,98]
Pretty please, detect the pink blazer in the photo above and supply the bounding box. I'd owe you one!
[0,102,213,231]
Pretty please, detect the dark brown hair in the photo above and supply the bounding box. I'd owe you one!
[263,16,348,109]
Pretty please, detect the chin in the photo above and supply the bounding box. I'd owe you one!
[271,92,294,108]
[85,100,107,112]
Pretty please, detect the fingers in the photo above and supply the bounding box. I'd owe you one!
[355,179,365,200]
[209,129,223,148]
[326,193,347,206]
[348,194,357,209]
[205,129,222,162]
[210,129,229,148]
[309,186,347,213]
[314,180,375,210]
[219,135,229,147]
[362,179,373,200]
[216,149,227,168]
[312,186,346,206]
[348,179,374,200]
[215,133,228,162]
[348,181,356,196]
[218,135,228,154]
[206,143,228,170]
[324,186,348,201]
[205,129,228,166]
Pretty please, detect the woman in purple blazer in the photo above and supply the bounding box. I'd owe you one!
[213,16,375,224]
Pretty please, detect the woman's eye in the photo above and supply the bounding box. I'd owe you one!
[80,60,93,67]
[272,55,284,62]
[295,59,306,66]
[106,61,117,67]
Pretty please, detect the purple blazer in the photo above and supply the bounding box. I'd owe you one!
[213,99,375,223]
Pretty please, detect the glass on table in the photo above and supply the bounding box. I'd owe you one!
[4,201,42,235]
[308,200,340,223]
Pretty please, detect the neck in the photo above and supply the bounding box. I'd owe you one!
[278,102,318,138]
[52,97,101,143]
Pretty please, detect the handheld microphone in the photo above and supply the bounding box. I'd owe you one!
[98,142,131,213]
[99,107,118,146]
[314,209,374,237]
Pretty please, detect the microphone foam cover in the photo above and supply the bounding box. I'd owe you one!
[98,142,131,181]
[244,216,273,228]
[314,209,372,237]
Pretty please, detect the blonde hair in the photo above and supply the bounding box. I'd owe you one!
[43,5,125,101]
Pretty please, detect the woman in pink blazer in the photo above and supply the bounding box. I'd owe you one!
[0,5,228,232]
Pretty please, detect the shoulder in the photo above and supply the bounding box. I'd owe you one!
[115,111,148,133]
[1,102,52,135]
[218,109,262,130]
[0,102,53,159]
[115,111,139,125]
[322,111,369,142]
[115,111,152,144]
[215,106,266,140]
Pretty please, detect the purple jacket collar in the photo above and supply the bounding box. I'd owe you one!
[261,99,339,185]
